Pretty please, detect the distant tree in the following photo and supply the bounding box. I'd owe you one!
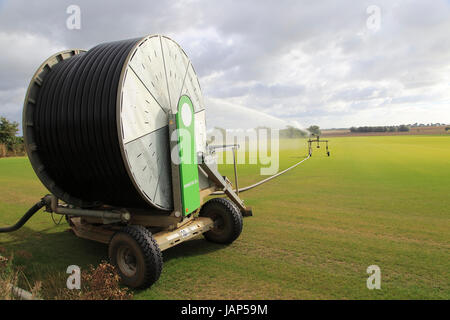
[11,136,25,153]
[350,125,409,133]
[280,126,307,138]
[0,117,24,156]
[445,126,450,131]
[388,126,397,132]
[0,117,20,151]
[307,125,321,136]
[372,126,387,132]
[281,126,294,138]
[0,117,19,146]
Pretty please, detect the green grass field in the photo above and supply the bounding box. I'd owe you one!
[0,135,449,299]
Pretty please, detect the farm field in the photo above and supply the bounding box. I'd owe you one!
[0,135,449,299]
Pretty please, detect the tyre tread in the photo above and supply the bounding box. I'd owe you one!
[110,225,163,289]
[199,198,243,244]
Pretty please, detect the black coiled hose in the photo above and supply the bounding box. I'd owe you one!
[33,38,149,208]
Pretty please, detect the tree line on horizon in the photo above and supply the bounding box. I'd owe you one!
[350,125,410,133]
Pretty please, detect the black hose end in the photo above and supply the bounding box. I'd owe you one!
[0,197,48,233]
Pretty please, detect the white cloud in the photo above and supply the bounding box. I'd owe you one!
[0,31,64,127]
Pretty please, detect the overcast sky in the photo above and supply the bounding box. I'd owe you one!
[0,0,449,131]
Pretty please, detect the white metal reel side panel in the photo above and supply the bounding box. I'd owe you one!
[180,63,205,113]
[121,68,168,144]
[123,127,172,210]
[171,38,191,81]
[124,133,159,206]
[151,127,173,209]
[116,34,208,210]
[160,37,190,113]
[194,110,207,154]
[128,36,170,112]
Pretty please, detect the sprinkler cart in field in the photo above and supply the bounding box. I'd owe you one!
[0,35,252,289]
[308,135,330,157]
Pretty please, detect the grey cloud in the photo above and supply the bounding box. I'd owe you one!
[210,83,305,99]
[330,86,390,102]
[0,0,449,130]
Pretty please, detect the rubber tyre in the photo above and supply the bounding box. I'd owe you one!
[108,225,163,289]
[199,198,243,244]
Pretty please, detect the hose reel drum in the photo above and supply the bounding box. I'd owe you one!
[23,35,208,212]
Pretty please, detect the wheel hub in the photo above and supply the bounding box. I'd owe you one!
[117,246,137,277]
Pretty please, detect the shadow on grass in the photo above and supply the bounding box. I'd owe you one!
[163,237,227,263]
[131,237,228,296]
[1,224,227,290]
[0,224,106,284]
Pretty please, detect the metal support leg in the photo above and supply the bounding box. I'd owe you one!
[199,159,252,217]
[232,146,239,196]
[168,112,183,219]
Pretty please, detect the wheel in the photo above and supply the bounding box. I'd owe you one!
[199,198,243,244]
[108,225,163,289]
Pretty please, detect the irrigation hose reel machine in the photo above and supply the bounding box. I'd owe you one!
[2,35,253,289]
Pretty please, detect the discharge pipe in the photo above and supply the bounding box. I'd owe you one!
[0,195,130,233]
[0,197,48,233]
[211,155,311,195]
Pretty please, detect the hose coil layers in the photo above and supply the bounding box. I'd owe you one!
[25,38,150,208]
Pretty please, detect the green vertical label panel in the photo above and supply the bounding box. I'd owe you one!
[176,95,200,215]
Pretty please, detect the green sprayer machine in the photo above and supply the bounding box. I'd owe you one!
[0,35,252,288]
